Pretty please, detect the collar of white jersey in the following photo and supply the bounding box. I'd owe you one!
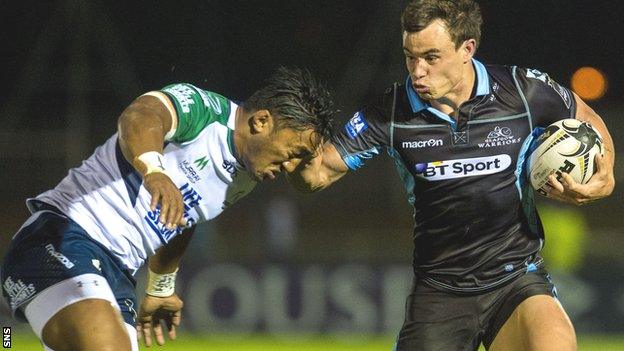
[226,101,240,161]
[405,58,491,113]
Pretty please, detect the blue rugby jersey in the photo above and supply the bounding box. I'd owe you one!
[333,59,576,292]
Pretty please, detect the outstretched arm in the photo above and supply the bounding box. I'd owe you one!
[118,92,192,345]
[286,142,349,193]
[118,92,186,229]
[546,93,615,205]
[137,227,195,347]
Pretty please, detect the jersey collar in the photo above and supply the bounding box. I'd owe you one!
[226,102,242,165]
[405,58,491,114]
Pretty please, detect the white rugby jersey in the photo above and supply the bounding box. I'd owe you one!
[28,84,257,274]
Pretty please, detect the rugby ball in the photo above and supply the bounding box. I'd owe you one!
[528,119,603,196]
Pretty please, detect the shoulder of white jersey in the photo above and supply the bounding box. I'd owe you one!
[141,91,179,140]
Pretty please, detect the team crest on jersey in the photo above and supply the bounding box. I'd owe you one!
[478,126,522,148]
[345,112,369,139]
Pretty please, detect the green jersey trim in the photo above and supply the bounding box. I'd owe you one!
[227,129,238,161]
[160,83,231,143]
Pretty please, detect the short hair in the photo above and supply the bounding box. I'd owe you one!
[244,67,336,147]
[401,0,482,49]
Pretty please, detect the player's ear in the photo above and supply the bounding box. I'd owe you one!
[461,39,477,63]
[249,110,273,134]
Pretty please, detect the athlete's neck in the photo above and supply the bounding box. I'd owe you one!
[430,61,476,118]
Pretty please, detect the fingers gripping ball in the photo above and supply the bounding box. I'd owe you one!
[528,119,603,196]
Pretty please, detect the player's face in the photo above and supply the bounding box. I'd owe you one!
[244,123,317,182]
[403,19,473,101]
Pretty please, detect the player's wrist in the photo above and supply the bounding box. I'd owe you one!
[146,267,178,297]
[133,151,170,178]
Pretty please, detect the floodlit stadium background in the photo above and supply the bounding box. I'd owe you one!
[1,1,623,349]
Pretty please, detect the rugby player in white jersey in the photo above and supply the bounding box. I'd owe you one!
[1,67,335,350]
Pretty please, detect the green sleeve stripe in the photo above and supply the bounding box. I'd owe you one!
[160,83,231,143]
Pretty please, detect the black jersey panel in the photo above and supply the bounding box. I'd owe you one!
[513,67,577,127]
[331,62,575,292]
[331,92,394,169]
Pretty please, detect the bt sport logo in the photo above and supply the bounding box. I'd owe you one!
[414,155,511,181]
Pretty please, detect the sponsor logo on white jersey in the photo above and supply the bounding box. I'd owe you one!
[3,277,36,309]
[402,138,443,149]
[45,244,75,269]
[163,85,196,113]
[179,160,201,183]
[198,90,223,114]
[478,126,522,148]
[222,160,237,175]
[345,112,369,139]
[194,156,210,170]
[144,183,201,243]
[414,154,511,181]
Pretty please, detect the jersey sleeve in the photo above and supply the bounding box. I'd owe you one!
[159,83,231,143]
[514,67,577,128]
[330,94,392,170]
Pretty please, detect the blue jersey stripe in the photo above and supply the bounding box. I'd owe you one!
[388,148,416,205]
[115,140,142,207]
[342,147,381,170]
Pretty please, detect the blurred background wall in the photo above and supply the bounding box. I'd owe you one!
[1,0,623,336]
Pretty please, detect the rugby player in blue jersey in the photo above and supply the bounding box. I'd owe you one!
[1,67,335,350]
[288,1,615,350]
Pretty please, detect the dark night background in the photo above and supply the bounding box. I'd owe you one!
[1,0,623,339]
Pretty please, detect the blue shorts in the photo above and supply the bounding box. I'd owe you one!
[1,208,138,326]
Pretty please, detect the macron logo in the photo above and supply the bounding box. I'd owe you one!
[402,138,443,149]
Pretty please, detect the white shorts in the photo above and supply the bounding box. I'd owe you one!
[24,273,138,351]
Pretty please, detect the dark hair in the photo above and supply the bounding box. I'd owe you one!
[244,67,336,147]
[401,0,482,49]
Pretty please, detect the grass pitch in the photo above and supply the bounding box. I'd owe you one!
[8,333,624,350]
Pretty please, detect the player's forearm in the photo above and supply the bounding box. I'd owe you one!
[288,167,330,193]
[574,95,615,185]
[592,117,615,178]
[287,142,348,193]
[149,228,195,274]
[117,95,173,167]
